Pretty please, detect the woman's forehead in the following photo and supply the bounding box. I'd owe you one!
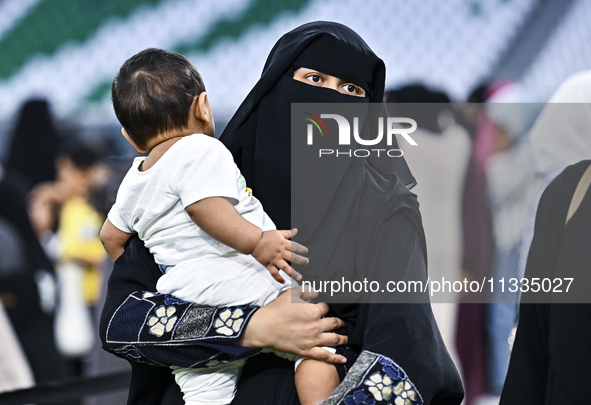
[289,34,380,93]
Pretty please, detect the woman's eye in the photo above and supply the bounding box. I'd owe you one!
[340,83,366,97]
[343,84,359,93]
[306,74,323,84]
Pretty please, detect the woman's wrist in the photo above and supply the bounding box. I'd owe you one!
[238,307,267,348]
[237,289,348,363]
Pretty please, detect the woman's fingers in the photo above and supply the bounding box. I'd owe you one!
[317,329,348,348]
[318,313,346,332]
[303,347,347,364]
[311,301,329,317]
[240,290,348,361]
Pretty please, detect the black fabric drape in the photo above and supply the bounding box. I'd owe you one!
[500,160,591,404]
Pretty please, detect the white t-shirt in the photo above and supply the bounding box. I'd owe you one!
[108,134,290,306]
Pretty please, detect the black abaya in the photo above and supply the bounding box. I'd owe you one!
[500,160,591,404]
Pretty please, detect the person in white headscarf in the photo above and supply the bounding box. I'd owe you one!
[530,70,591,178]
[518,70,591,280]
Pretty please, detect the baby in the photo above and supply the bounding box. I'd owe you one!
[100,48,338,405]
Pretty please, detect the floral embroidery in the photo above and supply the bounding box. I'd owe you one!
[316,351,422,405]
[213,308,244,336]
[147,305,178,337]
[142,292,156,299]
[364,371,393,401]
[393,381,417,405]
[343,389,376,405]
[379,357,404,381]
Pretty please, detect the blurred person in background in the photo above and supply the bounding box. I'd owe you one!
[500,70,591,404]
[29,139,108,372]
[385,84,471,374]
[0,296,34,393]
[482,83,541,401]
[81,152,135,405]
[0,161,77,402]
[3,99,60,196]
[455,82,496,405]
[0,163,35,393]
[461,85,489,141]
[517,70,591,283]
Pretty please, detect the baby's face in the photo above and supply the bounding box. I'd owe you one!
[293,68,366,98]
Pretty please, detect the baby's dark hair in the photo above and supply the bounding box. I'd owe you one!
[111,48,206,148]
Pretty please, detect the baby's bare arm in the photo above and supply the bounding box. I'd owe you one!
[185,197,307,283]
[186,197,262,254]
[100,219,133,262]
[295,359,340,405]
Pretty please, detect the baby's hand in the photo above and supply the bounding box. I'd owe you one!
[251,228,308,284]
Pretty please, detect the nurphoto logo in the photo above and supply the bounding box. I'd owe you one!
[303,112,418,157]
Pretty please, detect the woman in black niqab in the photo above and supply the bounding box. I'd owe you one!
[221,21,463,405]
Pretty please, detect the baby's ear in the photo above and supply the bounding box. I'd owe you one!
[194,92,210,127]
[121,128,147,153]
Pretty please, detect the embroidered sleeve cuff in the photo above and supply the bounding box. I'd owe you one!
[103,291,259,368]
[320,351,424,405]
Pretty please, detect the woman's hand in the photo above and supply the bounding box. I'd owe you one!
[239,287,348,364]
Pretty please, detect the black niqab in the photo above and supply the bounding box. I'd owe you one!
[220,21,415,231]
